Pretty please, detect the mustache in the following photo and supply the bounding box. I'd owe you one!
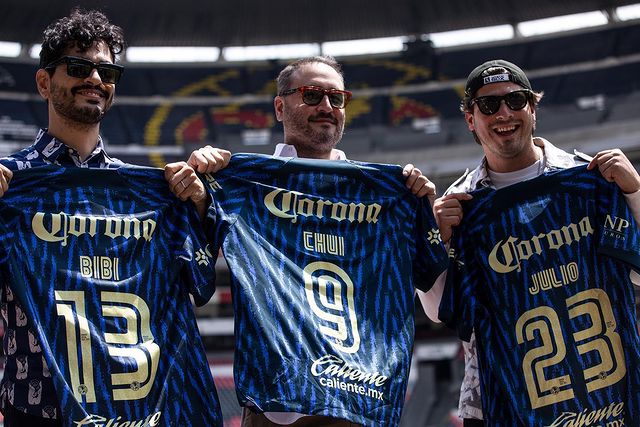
[71,85,108,98]
[309,112,337,124]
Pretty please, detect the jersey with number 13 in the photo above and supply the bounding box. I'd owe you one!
[0,166,222,426]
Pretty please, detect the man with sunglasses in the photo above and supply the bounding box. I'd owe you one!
[419,59,640,426]
[212,56,436,427]
[0,9,215,427]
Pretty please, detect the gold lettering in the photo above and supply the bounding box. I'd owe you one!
[32,212,156,246]
[488,218,593,274]
[303,231,314,251]
[78,256,121,281]
[264,189,382,225]
[303,232,345,257]
[529,263,579,295]
[32,212,67,245]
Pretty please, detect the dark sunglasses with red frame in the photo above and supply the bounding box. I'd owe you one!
[279,85,352,109]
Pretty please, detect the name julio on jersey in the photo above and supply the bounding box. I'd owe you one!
[31,212,157,246]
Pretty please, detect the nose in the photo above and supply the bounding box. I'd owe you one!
[84,67,103,85]
[315,93,334,113]
[494,99,514,119]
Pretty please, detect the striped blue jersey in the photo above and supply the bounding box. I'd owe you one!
[440,165,640,426]
[0,166,222,426]
[204,153,448,427]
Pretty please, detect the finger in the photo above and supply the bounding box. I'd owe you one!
[415,179,436,198]
[402,163,415,177]
[444,192,473,201]
[2,167,12,184]
[405,168,421,189]
[187,150,206,171]
[211,148,231,172]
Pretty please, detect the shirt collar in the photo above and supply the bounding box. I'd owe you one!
[468,137,579,190]
[32,128,115,167]
[273,143,347,160]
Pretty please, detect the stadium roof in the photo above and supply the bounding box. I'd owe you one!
[0,0,637,47]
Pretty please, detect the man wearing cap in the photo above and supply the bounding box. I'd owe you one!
[418,59,640,426]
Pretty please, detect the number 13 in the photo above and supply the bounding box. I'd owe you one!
[55,290,160,403]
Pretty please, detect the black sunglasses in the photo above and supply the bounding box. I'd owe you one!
[45,56,124,84]
[279,85,352,109]
[471,90,532,115]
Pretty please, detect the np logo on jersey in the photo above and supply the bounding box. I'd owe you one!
[604,214,630,241]
[264,189,382,225]
[488,216,593,273]
[303,262,361,353]
[32,212,157,246]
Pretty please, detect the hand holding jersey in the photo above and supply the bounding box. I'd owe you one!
[421,60,640,425]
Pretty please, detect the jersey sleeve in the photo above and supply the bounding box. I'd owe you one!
[413,196,449,291]
[178,203,218,307]
[596,177,640,270]
[438,223,477,342]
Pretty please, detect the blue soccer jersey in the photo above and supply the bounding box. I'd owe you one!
[440,166,640,426]
[0,166,222,426]
[203,153,448,427]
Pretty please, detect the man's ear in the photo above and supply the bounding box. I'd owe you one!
[274,96,284,122]
[35,69,51,100]
[465,111,474,132]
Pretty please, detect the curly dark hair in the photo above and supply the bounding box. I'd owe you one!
[39,8,125,69]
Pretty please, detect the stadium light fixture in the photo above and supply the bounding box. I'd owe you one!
[617,3,640,21]
[322,37,406,57]
[0,41,21,58]
[29,43,41,59]
[126,47,220,62]
[222,44,320,62]
[428,25,514,48]
[517,11,608,37]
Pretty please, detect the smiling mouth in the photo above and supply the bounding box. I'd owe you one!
[493,124,518,136]
[73,86,106,100]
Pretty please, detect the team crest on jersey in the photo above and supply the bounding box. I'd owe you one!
[427,228,441,244]
[516,197,550,224]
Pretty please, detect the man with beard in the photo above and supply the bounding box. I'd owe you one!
[229,56,436,427]
[0,9,210,426]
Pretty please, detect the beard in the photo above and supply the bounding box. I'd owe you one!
[49,81,112,125]
[286,108,344,157]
